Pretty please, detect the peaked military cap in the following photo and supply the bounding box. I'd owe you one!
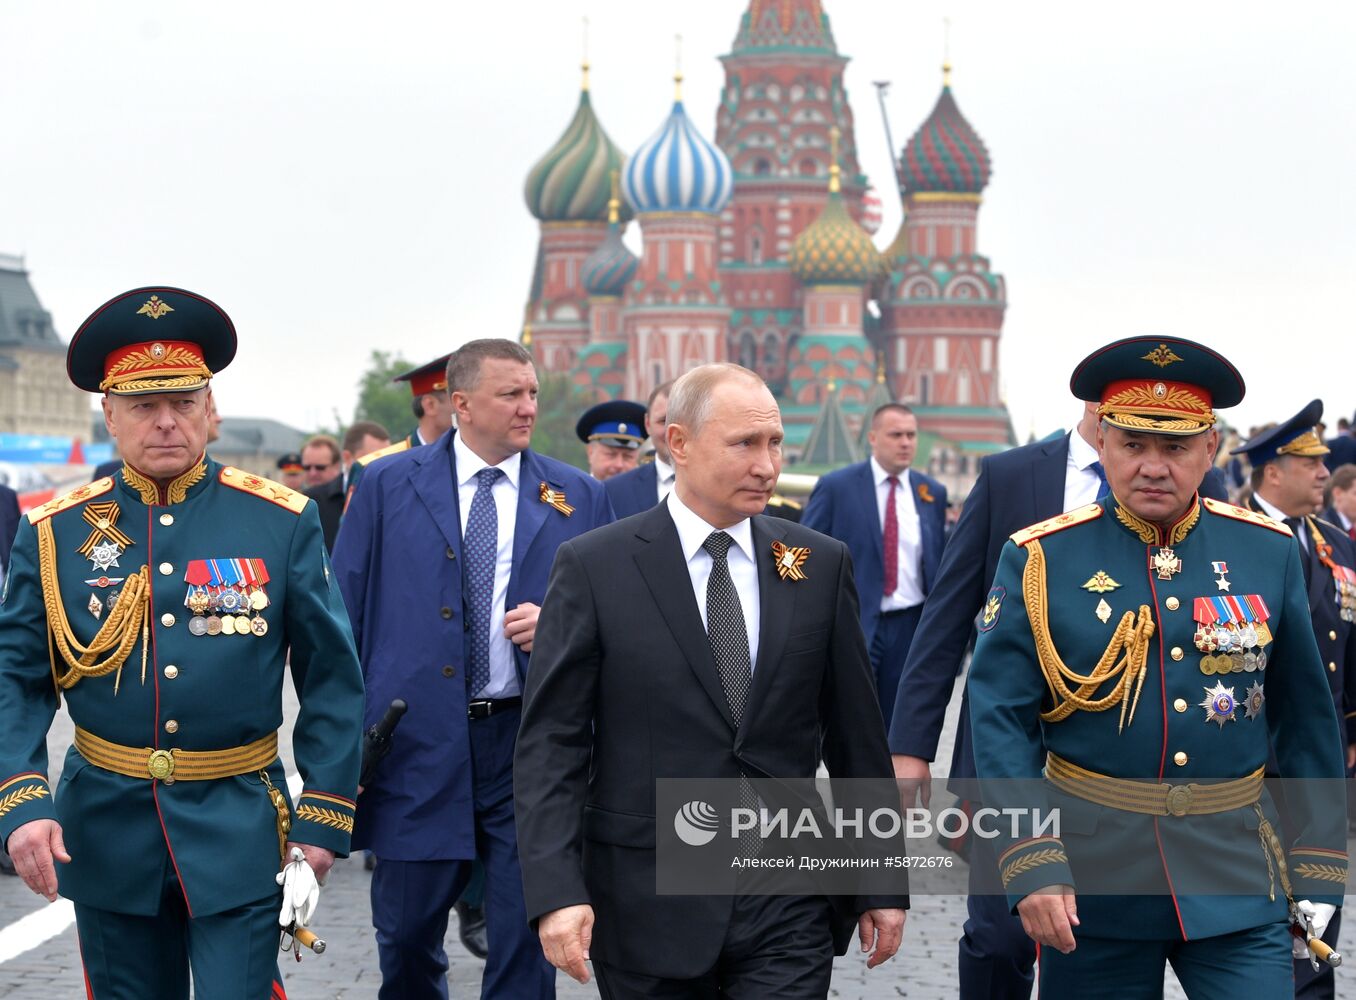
[1231,399,1329,466]
[575,399,647,448]
[1070,335,1245,436]
[67,286,236,395]
[276,452,304,474]
[394,354,453,397]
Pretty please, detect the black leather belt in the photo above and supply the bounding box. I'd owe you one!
[467,697,522,720]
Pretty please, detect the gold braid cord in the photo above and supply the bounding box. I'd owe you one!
[1023,540,1156,731]
[37,519,150,694]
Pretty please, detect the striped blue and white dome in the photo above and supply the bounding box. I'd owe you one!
[622,99,734,215]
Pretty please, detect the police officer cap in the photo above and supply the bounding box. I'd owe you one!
[276,453,304,474]
[575,400,647,449]
[394,353,453,397]
[1070,335,1245,436]
[1230,399,1329,467]
[67,286,236,395]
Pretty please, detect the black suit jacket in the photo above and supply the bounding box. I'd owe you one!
[0,484,18,576]
[887,433,1229,785]
[305,475,345,552]
[516,502,903,978]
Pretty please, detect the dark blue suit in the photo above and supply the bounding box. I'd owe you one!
[885,433,1229,999]
[333,430,614,999]
[604,462,658,520]
[0,484,17,580]
[1325,434,1356,471]
[801,461,946,731]
[91,458,122,482]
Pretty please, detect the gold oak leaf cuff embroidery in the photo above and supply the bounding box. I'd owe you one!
[1293,864,1348,885]
[294,804,354,834]
[1000,847,1069,889]
[0,784,50,819]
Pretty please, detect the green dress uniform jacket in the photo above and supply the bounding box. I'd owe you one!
[967,494,1347,941]
[0,458,364,917]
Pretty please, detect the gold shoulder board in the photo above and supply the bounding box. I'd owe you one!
[767,494,803,510]
[1202,497,1292,536]
[27,477,114,524]
[219,468,309,515]
[356,440,411,467]
[1010,502,1103,547]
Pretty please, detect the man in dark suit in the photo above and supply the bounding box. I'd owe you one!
[801,403,947,732]
[1324,412,1356,471]
[604,381,673,519]
[333,338,613,1000]
[888,401,1231,1000]
[1324,462,1356,539]
[303,433,346,552]
[516,363,905,997]
[1234,400,1356,1000]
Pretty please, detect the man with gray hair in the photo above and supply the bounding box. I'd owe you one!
[334,338,614,999]
[516,362,906,996]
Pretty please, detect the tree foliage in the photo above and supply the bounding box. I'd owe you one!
[354,350,415,440]
[529,371,591,471]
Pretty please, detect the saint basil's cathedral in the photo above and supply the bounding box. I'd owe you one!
[521,0,1013,473]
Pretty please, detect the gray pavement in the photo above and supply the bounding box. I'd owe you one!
[1,673,1352,997]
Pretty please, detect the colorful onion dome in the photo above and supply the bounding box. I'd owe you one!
[524,77,630,223]
[790,132,884,285]
[622,78,733,216]
[581,176,639,297]
[899,67,991,195]
[731,0,836,55]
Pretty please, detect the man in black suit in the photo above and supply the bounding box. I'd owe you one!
[516,363,906,996]
[1324,411,1356,471]
[302,434,345,551]
[604,380,673,519]
[888,402,1230,1000]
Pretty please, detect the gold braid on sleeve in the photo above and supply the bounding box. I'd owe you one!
[37,519,150,695]
[1023,539,1156,732]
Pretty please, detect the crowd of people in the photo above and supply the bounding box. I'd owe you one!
[0,285,1352,1000]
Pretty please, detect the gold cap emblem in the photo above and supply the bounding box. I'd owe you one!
[1142,344,1184,368]
[136,295,175,320]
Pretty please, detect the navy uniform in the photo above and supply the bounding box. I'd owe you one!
[968,337,1347,997]
[1233,401,1356,999]
[0,287,364,999]
[344,353,452,511]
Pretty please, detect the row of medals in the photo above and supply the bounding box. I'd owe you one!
[185,586,268,637]
[1194,621,1269,676]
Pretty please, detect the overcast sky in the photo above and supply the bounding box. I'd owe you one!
[2,1,1352,441]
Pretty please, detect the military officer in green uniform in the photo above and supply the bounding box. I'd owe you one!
[0,286,365,999]
[1232,399,1356,1000]
[968,336,1347,997]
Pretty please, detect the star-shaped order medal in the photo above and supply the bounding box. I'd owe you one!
[1244,682,1265,720]
[1199,682,1239,727]
[88,540,123,572]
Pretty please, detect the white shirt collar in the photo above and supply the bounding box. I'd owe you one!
[667,487,754,566]
[654,457,675,484]
[1252,492,1290,524]
[870,455,910,488]
[1067,427,1100,471]
[453,432,522,491]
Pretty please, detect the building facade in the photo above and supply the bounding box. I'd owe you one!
[0,255,90,440]
[520,0,1014,472]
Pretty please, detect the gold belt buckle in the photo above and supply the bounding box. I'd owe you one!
[147,748,176,783]
[1165,784,1192,817]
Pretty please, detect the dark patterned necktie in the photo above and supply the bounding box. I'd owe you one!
[703,531,751,722]
[465,467,503,697]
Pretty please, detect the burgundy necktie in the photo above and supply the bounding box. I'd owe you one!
[883,476,900,596]
[1348,525,1355,542]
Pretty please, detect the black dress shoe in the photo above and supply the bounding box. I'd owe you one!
[454,900,488,959]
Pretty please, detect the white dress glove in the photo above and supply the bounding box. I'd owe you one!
[1292,900,1337,960]
[276,846,321,929]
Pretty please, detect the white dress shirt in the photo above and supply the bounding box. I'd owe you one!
[454,433,522,698]
[667,489,760,671]
[654,457,676,504]
[1064,429,1105,512]
[872,457,924,611]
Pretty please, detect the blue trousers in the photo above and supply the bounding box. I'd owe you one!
[869,605,922,733]
[75,868,282,1000]
[370,705,552,999]
[959,832,1035,999]
[1038,921,1293,999]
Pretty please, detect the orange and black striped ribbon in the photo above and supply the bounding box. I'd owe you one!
[76,501,135,558]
